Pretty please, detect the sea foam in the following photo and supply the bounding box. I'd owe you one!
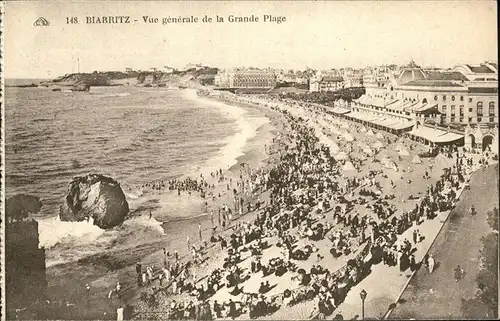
[183,89,269,175]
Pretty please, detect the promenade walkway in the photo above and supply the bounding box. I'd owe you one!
[333,161,496,320]
[390,164,499,319]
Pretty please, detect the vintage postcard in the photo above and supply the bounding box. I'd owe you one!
[1,1,498,320]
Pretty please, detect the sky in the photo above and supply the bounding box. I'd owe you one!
[3,0,498,78]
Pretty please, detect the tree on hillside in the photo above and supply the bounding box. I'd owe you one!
[137,73,146,84]
[6,194,43,223]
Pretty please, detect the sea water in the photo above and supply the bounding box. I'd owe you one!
[4,86,269,266]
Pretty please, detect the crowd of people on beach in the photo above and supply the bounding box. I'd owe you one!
[121,94,494,321]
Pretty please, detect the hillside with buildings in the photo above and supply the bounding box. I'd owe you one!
[40,65,219,88]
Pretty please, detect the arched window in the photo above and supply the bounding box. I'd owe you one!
[422,98,428,104]
[477,101,483,115]
[489,102,495,115]
[434,95,438,101]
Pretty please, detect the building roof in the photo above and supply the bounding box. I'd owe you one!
[397,68,427,84]
[426,71,468,81]
[466,64,495,73]
[385,99,418,112]
[468,87,498,94]
[401,80,465,87]
[235,88,273,94]
[321,76,344,82]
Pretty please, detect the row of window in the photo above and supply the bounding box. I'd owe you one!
[441,102,496,116]
[434,95,465,101]
[447,117,495,123]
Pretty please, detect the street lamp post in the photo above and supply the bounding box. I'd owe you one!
[360,289,367,320]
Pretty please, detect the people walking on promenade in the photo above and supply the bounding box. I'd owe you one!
[427,254,435,273]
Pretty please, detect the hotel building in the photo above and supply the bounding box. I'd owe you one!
[309,74,345,92]
[214,69,277,89]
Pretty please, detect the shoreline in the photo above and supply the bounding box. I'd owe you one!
[41,88,288,320]
[37,90,497,321]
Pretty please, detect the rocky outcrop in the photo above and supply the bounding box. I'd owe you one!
[59,174,129,229]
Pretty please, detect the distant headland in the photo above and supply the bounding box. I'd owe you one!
[8,67,220,89]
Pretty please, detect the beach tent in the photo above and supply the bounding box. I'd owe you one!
[434,153,452,167]
[341,123,350,129]
[357,141,369,149]
[327,142,340,155]
[335,151,349,161]
[366,129,375,136]
[371,140,384,150]
[398,148,410,156]
[360,126,367,133]
[375,132,384,140]
[343,161,356,171]
[363,147,374,156]
[344,133,355,142]
[384,160,398,171]
[411,154,422,164]
[379,156,391,166]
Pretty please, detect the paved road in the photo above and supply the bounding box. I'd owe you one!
[390,163,499,319]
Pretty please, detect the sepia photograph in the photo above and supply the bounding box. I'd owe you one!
[1,1,499,320]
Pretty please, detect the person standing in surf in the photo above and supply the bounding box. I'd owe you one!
[198,223,202,241]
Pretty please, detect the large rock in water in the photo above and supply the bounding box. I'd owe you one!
[59,174,129,229]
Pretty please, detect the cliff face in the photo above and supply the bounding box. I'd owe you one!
[5,220,48,318]
[59,174,129,229]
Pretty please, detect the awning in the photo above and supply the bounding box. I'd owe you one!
[409,126,464,143]
[385,99,418,112]
[372,117,415,131]
[347,111,382,122]
[413,103,441,114]
[354,95,370,105]
[330,107,351,115]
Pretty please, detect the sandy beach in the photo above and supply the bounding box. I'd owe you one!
[121,93,496,321]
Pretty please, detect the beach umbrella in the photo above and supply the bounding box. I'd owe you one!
[366,129,374,136]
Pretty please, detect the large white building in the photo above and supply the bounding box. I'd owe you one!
[341,61,498,152]
[214,69,277,88]
[309,71,345,92]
